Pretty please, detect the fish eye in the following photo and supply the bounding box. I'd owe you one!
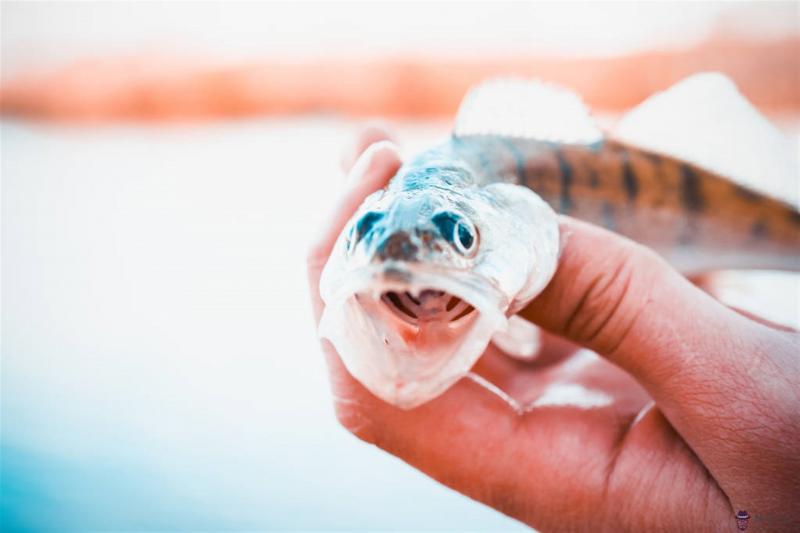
[353,211,384,244]
[432,211,477,256]
[455,220,475,252]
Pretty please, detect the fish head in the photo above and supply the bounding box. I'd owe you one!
[346,186,481,269]
[319,176,558,409]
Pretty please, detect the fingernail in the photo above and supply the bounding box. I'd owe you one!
[345,140,400,187]
[341,121,397,173]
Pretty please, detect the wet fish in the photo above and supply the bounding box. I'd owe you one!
[319,73,800,408]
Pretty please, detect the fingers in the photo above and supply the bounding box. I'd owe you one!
[307,140,401,321]
[518,216,800,508]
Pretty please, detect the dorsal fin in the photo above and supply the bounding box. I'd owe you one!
[454,78,603,144]
[613,72,798,205]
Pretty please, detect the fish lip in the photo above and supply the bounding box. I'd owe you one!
[381,265,414,284]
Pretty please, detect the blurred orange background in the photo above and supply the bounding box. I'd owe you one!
[2,2,799,122]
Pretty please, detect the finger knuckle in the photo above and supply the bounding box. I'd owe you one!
[333,401,376,444]
[564,240,658,354]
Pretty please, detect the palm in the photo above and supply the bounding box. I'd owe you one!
[321,329,729,531]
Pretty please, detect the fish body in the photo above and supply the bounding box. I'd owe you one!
[448,135,800,273]
[319,74,800,408]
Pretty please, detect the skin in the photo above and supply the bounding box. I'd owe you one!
[307,126,800,532]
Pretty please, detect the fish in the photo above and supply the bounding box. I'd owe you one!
[318,72,800,409]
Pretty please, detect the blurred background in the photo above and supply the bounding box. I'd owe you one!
[1,2,798,531]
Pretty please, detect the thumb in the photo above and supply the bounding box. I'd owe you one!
[520,217,769,388]
[519,216,800,508]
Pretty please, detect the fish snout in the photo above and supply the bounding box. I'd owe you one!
[375,231,420,261]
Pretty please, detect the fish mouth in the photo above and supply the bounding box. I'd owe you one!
[380,289,476,325]
[319,264,508,408]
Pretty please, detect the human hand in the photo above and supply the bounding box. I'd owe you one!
[307,126,800,532]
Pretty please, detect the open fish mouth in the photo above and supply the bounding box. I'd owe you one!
[380,289,476,325]
[319,265,508,408]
